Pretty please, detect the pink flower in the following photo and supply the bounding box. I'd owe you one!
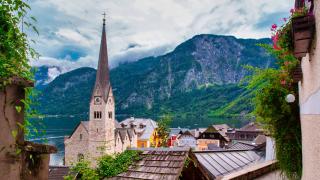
[273,44,281,50]
[290,8,294,14]
[283,18,287,22]
[272,24,277,29]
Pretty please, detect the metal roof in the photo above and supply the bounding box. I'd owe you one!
[227,142,257,150]
[194,150,264,178]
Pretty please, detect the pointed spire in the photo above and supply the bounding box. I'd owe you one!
[93,14,111,102]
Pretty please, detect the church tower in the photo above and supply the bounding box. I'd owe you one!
[88,16,116,160]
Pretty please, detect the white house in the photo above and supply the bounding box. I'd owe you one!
[175,131,197,149]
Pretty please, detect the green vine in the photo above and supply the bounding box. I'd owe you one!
[0,0,46,151]
[244,5,310,179]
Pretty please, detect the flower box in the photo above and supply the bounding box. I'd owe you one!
[292,15,315,59]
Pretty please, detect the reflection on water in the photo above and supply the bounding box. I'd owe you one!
[28,115,250,165]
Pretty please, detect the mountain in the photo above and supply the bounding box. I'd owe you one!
[35,34,274,128]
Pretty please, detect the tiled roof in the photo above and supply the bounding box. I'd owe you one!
[194,150,264,178]
[48,166,74,180]
[110,148,190,180]
[213,124,230,142]
[212,124,230,131]
[177,130,194,139]
[239,122,263,132]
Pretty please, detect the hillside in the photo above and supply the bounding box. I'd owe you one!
[35,34,273,127]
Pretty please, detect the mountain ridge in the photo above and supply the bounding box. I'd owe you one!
[35,34,273,128]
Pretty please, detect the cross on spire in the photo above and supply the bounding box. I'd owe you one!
[102,12,106,25]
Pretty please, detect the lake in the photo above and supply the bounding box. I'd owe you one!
[29,115,249,165]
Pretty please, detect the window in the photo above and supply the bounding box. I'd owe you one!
[108,111,112,119]
[80,134,83,141]
[97,128,99,132]
[94,111,102,119]
[77,154,84,162]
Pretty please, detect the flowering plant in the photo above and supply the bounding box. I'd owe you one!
[245,4,313,179]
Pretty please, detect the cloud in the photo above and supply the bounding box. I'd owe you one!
[27,0,294,80]
[46,67,62,83]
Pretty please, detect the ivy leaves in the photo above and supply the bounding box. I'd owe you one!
[0,0,39,84]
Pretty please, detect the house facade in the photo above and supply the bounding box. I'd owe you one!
[64,19,137,166]
[298,0,320,179]
[226,122,264,142]
[119,117,157,148]
[197,126,229,150]
[175,131,197,149]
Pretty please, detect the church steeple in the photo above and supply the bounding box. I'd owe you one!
[92,15,111,102]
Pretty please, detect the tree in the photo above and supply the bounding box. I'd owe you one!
[151,114,172,147]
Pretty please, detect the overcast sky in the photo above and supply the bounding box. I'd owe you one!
[27,0,294,80]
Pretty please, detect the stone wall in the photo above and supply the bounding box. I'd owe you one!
[64,123,89,166]
[0,77,57,179]
[299,1,320,179]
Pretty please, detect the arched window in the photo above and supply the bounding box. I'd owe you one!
[77,153,84,162]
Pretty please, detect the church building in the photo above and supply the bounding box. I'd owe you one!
[64,18,137,166]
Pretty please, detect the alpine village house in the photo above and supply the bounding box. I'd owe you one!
[64,18,137,166]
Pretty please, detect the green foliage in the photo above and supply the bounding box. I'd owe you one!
[0,0,45,147]
[0,0,38,84]
[246,43,302,179]
[97,150,141,178]
[65,150,142,180]
[153,114,172,147]
[64,160,99,180]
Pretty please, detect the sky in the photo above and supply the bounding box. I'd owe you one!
[27,0,294,81]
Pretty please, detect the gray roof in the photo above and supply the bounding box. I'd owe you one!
[120,118,157,140]
[81,121,89,132]
[194,150,264,178]
[91,19,111,102]
[115,128,135,143]
[227,142,257,150]
[110,148,190,180]
[239,122,263,132]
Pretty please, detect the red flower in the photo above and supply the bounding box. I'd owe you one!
[272,24,277,29]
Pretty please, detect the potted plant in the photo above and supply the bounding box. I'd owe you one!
[291,2,315,59]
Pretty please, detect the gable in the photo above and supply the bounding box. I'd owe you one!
[68,121,89,139]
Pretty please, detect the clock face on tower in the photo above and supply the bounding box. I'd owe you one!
[94,96,102,105]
